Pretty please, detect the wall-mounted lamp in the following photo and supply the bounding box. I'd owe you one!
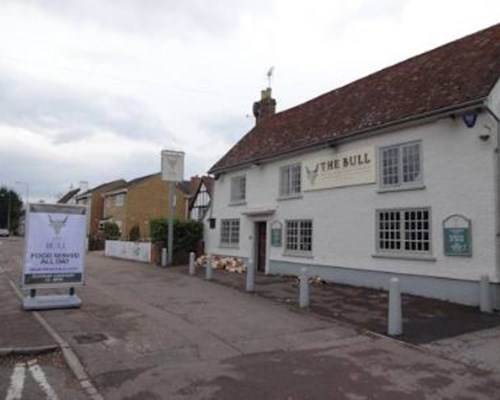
[462,112,478,128]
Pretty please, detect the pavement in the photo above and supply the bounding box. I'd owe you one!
[2,236,500,399]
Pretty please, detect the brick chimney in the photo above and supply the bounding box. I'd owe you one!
[252,88,276,124]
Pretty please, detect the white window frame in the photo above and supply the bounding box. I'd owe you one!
[115,193,125,206]
[230,175,246,204]
[376,208,432,257]
[379,141,423,190]
[284,219,313,256]
[279,163,302,198]
[220,219,240,247]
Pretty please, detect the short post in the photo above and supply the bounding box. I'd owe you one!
[479,274,493,313]
[205,254,212,281]
[299,267,309,309]
[246,258,255,292]
[388,277,402,336]
[161,248,167,267]
[189,252,196,276]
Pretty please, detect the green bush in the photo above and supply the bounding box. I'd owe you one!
[129,224,140,242]
[103,221,120,240]
[150,218,203,252]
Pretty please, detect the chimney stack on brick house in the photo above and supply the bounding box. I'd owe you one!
[252,88,276,124]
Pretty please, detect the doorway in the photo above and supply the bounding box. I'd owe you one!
[255,222,267,273]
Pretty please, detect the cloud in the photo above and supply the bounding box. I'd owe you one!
[14,0,274,39]
[0,69,171,145]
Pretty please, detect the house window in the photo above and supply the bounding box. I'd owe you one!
[230,176,246,203]
[115,194,125,206]
[380,141,422,189]
[279,163,301,197]
[285,220,312,255]
[220,219,240,246]
[377,208,431,255]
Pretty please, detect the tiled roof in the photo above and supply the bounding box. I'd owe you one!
[210,23,500,173]
[127,173,160,188]
[57,188,80,204]
[77,179,127,198]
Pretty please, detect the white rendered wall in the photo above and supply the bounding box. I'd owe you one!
[206,110,499,284]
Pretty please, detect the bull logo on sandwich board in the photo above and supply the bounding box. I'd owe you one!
[48,215,68,235]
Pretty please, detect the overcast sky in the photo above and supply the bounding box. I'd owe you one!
[0,0,499,202]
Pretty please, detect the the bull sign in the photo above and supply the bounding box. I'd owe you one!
[48,215,68,235]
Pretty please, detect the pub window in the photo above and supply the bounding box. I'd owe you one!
[230,175,246,204]
[377,208,431,255]
[379,141,422,189]
[285,219,312,255]
[279,163,301,197]
[220,219,240,247]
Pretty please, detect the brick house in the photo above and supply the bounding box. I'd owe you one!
[102,184,128,236]
[102,173,190,241]
[205,24,500,308]
[75,179,127,239]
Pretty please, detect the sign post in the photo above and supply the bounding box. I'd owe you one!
[22,203,87,310]
[161,149,185,266]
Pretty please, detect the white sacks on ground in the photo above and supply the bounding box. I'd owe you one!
[196,254,247,274]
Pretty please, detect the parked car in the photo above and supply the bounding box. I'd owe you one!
[0,228,9,237]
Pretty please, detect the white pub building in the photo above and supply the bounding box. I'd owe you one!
[205,24,500,308]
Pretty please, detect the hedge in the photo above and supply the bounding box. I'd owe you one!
[150,218,203,253]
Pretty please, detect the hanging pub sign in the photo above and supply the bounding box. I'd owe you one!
[443,215,472,257]
[302,146,376,191]
[23,203,87,288]
[271,221,282,247]
[161,149,185,182]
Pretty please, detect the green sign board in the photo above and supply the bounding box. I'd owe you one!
[271,221,282,247]
[443,215,471,257]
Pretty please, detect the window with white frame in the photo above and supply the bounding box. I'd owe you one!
[279,163,301,197]
[230,176,246,203]
[379,141,422,189]
[285,220,313,254]
[220,219,240,246]
[377,208,431,255]
[115,193,125,206]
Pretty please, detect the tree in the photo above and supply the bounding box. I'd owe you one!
[0,187,23,234]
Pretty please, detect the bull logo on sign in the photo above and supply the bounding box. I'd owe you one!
[48,215,68,235]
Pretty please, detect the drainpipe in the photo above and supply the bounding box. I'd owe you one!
[483,103,500,289]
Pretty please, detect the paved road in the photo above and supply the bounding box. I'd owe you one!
[0,237,87,400]
[2,237,500,399]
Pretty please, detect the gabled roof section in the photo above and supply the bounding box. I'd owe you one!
[210,23,500,173]
[57,188,80,204]
[77,179,127,198]
[188,176,214,210]
[127,172,160,188]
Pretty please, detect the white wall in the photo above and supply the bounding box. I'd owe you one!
[206,110,499,284]
[105,240,152,263]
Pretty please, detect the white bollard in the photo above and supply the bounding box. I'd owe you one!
[161,248,167,267]
[479,274,493,313]
[205,255,212,281]
[189,252,196,276]
[246,258,255,292]
[388,277,402,336]
[299,267,309,309]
